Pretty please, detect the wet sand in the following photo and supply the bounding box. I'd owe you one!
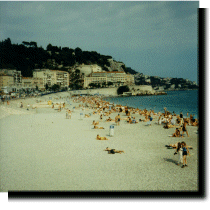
[0,93,198,191]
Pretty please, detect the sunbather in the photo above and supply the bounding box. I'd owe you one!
[92,120,99,125]
[104,147,125,154]
[94,125,104,129]
[96,134,109,140]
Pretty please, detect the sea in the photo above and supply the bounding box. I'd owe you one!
[104,90,199,119]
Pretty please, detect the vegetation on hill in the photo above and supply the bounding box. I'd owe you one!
[0,38,198,90]
[0,38,113,77]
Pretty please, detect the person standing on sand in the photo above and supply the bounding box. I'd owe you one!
[181,142,190,168]
[181,120,189,137]
[180,112,184,126]
[20,102,23,108]
[174,142,183,166]
[100,114,103,121]
[115,114,121,126]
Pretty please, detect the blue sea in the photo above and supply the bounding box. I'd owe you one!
[105,90,198,119]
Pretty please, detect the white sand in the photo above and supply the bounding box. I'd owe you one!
[0,93,199,191]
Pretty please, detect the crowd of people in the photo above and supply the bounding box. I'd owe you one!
[14,94,198,164]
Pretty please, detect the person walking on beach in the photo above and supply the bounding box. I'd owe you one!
[181,142,190,168]
[100,114,103,121]
[115,114,121,126]
[174,142,183,166]
[181,120,189,137]
[180,112,184,126]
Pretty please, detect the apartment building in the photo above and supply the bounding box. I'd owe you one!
[0,69,22,86]
[0,74,14,90]
[33,69,69,89]
[84,71,135,88]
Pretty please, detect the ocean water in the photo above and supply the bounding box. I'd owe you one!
[105,90,198,119]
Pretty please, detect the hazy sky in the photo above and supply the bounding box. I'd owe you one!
[0,1,199,82]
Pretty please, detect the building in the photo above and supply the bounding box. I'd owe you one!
[22,77,35,91]
[33,69,69,89]
[75,64,104,76]
[33,77,44,90]
[0,69,22,87]
[84,71,135,88]
[0,74,14,91]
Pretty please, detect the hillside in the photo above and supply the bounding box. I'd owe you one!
[0,38,198,91]
[0,38,126,77]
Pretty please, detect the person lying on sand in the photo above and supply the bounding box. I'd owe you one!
[85,114,91,118]
[106,117,115,122]
[128,117,139,124]
[104,112,110,116]
[165,142,193,149]
[104,147,125,154]
[92,120,99,125]
[96,134,109,140]
[163,122,179,129]
[94,125,104,129]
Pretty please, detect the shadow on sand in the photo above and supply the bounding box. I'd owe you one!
[163,158,178,165]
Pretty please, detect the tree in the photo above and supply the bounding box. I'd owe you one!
[51,84,60,91]
[75,69,80,74]
[45,83,49,90]
[89,83,97,88]
[30,41,37,48]
[107,82,113,86]
[117,85,130,95]
[46,43,53,51]
[75,47,83,57]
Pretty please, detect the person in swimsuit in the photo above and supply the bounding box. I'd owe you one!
[104,147,125,154]
[96,134,109,140]
[181,142,190,168]
[181,120,189,137]
[173,142,183,166]
[92,120,99,125]
[169,128,181,137]
[100,114,103,121]
[94,125,104,129]
[115,114,121,126]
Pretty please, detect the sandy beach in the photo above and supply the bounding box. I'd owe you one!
[0,92,198,191]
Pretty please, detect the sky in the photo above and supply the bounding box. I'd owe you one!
[0,1,200,82]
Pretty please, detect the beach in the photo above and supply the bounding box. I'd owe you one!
[0,92,199,191]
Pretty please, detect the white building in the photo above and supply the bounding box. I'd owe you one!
[33,69,69,89]
[75,64,104,76]
[84,71,134,88]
